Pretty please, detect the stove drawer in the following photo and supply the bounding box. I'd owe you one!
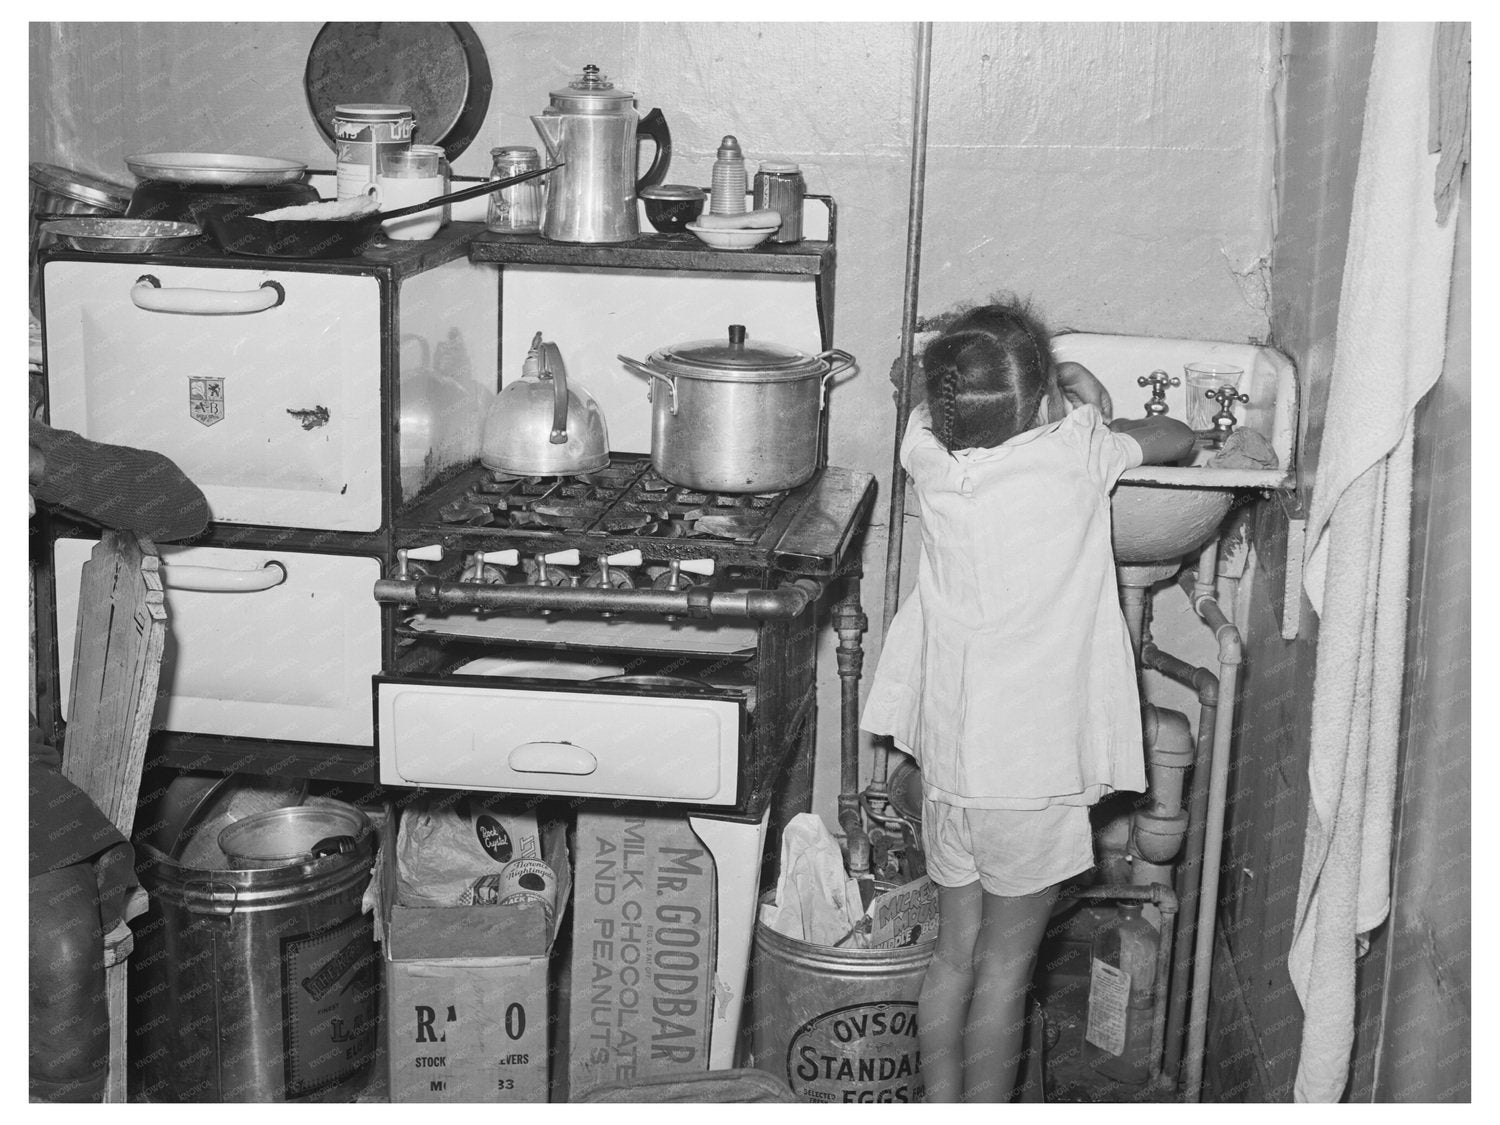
[43,260,382,532]
[54,539,382,746]
[376,679,743,805]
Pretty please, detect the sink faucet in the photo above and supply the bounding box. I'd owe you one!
[1137,370,1179,416]
[1206,385,1250,448]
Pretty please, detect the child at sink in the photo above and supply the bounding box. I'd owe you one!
[861,299,1193,1103]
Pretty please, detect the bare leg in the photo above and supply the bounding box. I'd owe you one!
[962,883,1059,1103]
[918,880,983,1103]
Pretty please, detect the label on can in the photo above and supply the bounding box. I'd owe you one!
[334,110,415,201]
[281,912,380,1099]
[785,1000,923,1103]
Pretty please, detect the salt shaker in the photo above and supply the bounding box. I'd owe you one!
[753,161,805,243]
[709,135,747,215]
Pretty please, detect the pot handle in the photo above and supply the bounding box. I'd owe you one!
[537,340,570,444]
[618,354,678,415]
[131,274,285,316]
[815,348,858,408]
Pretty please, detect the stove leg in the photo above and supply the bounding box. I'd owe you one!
[688,809,770,1070]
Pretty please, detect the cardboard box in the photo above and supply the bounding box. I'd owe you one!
[377,818,571,1103]
[567,811,718,1100]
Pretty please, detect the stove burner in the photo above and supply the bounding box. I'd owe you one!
[404,455,799,548]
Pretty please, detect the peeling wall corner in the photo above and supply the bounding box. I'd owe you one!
[1220,247,1273,322]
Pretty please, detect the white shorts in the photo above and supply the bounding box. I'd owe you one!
[921,798,1096,897]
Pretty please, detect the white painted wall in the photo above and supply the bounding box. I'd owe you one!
[31,21,1276,825]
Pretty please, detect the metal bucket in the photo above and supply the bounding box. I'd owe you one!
[134,805,379,1102]
[746,901,936,1104]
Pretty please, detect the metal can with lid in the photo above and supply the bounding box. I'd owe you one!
[753,161,805,243]
[486,145,545,234]
[333,103,415,200]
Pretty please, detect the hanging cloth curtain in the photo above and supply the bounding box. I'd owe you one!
[1288,21,1463,1103]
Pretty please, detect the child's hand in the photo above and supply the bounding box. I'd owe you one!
[1055,362,1113,421]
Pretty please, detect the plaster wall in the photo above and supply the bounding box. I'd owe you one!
[30,20,1277,825]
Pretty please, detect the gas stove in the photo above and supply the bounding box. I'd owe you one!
[380,458,876,627]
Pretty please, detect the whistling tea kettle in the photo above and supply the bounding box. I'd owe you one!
[480,333,610,475]
[531,64,671,243]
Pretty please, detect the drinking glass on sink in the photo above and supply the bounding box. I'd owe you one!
[1183,363,1244,430]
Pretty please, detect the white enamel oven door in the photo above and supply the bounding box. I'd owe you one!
[43,260,382,532]
[54,538,382,745]
[377,677,745,806]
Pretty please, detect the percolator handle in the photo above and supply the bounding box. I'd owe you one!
[636,109,672,194]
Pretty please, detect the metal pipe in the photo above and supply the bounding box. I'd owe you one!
[834,579,871,878]
[372,576,823,620]
[1140,639,1219,1087]
[1173,567,1243,1103]
[874,21,935,793]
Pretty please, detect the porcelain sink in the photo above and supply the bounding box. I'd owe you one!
[1050,333,1296,565]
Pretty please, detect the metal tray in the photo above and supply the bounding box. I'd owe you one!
[125,152,309,186]
[41,217,202,254]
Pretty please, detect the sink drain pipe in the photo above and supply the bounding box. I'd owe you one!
[870,20,935,809]
[1135,545,1242,1101]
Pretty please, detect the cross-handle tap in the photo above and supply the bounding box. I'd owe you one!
[1138,369,1179,417]
[1206,385,1251,448]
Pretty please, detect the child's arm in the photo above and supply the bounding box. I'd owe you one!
[1055,361,1113,420]
[1108,416,1196,465]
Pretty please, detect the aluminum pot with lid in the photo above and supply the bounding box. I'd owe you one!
[619,326,855,493]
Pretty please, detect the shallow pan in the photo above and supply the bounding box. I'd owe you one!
[41,217,202,254]
[203,165,558,260]
[125,151,308,187]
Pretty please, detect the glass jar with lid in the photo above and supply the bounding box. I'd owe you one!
[487,146,545,234]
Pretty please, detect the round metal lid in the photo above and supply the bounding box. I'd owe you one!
[217,804,369,866]
[549,65,635,113]
[306,23,494,161]
[30,163,132,210]
[649,325,826,383]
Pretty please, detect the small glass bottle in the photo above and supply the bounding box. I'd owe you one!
[709,135,747,215]
[487,146,544,234]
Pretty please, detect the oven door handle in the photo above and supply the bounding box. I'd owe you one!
[160,559,287,593]
[507,741,598,776]
[130,274,286,316]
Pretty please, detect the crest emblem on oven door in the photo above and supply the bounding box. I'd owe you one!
[189,376,225,427]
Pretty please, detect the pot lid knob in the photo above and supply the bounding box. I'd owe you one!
[570,64,613,91]
[728,324,747,349]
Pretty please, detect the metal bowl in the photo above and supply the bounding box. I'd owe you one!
[41,217,201,254]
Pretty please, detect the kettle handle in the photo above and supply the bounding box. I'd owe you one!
[636,108,672,194]
[538,341,570,444]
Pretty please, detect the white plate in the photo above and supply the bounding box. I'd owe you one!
[685,222,777,250]
[126,152,309,187]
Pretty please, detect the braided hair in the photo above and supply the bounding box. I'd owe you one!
[922,299,1054,452]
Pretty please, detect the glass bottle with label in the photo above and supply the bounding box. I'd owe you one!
[1083,902,1157,1085]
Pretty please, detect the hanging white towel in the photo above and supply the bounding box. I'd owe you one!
[1290,22,1459,1103]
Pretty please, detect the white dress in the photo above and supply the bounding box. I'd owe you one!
[861,402,1146,809]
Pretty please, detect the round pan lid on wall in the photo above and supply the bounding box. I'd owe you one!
[304,22,494,162]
